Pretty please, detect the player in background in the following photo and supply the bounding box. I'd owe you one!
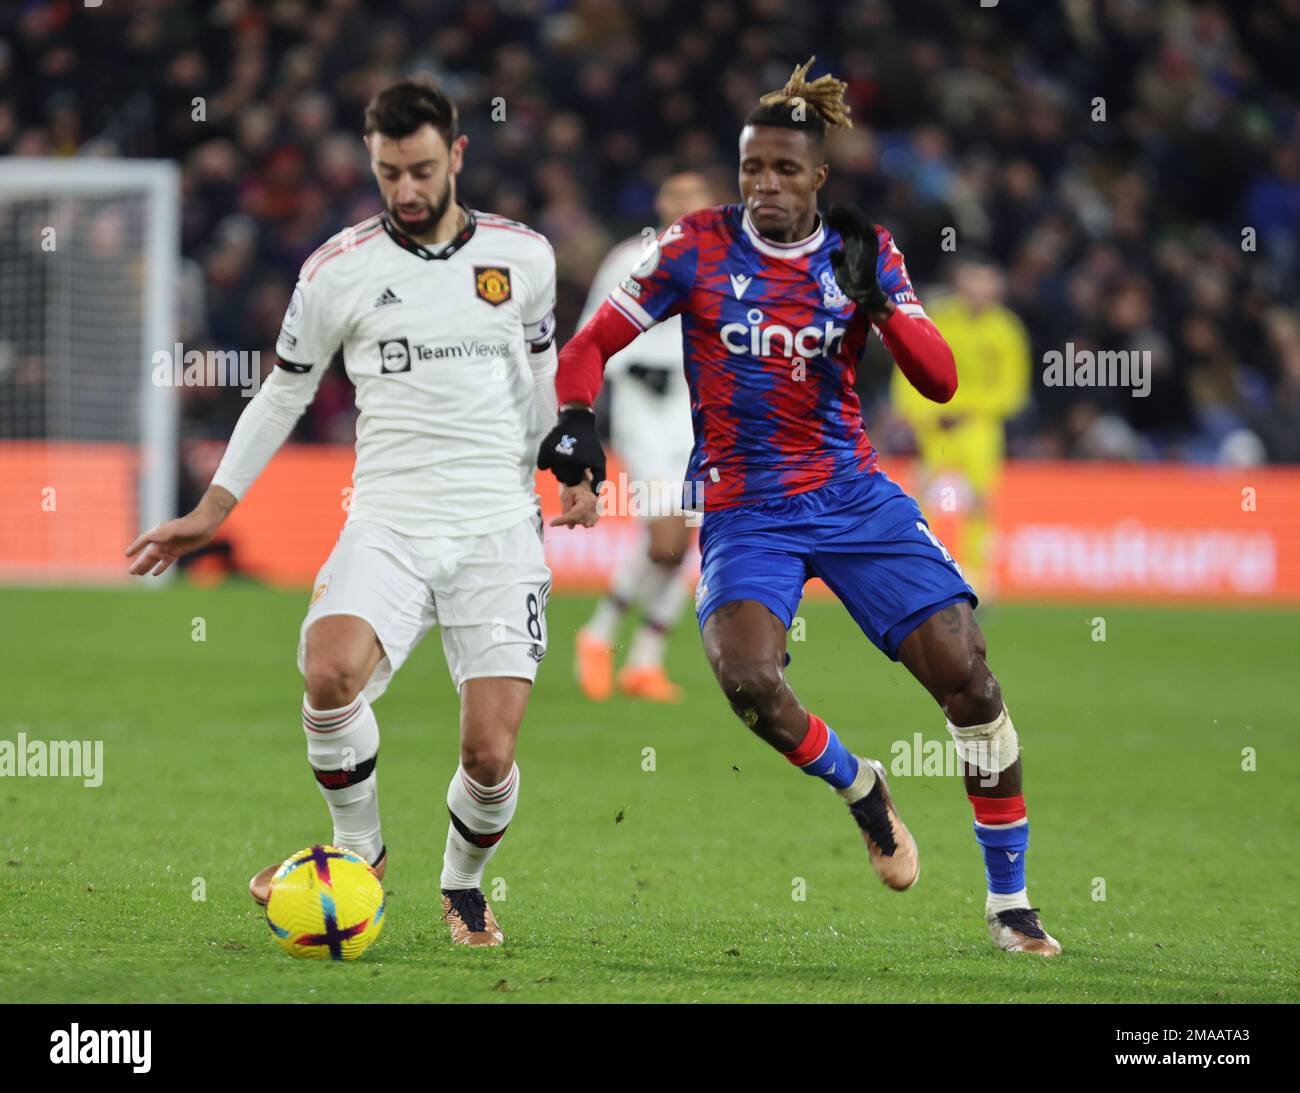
[891,253,1031,599]
[540,60,1060,955]
[127,79,596,948]
[574,170,714,704]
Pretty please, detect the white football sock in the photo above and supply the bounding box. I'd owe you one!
[302,694,383,865]
[585,552,653,644]
[627,563,687,668]
[440,763,520,891]
[626,624,667,669]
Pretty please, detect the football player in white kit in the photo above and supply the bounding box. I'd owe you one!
[574,171,713,704]
[126,80,596,948]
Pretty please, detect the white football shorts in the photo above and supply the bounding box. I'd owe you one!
[298,514,551,698]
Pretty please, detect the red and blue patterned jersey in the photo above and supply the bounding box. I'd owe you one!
[605,203,929,510]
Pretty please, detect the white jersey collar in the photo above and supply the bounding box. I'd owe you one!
[382,205,477,261]
[741,207,825,259]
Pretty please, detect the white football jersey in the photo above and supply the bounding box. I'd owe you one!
[267,207,557,539]
[581,233,685,385]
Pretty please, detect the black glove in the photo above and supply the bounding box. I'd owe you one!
[826,203,889,314]
[537,407,607,490]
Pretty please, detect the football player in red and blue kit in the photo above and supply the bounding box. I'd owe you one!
[540,59,1061,956]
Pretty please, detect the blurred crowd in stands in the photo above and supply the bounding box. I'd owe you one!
[4,0,1299,469]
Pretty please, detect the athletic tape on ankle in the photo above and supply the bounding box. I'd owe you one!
[946,706,1019,774]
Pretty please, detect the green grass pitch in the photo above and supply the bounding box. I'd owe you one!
[0,584,1295,1003]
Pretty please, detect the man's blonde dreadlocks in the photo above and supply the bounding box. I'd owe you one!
[756,56,853,131]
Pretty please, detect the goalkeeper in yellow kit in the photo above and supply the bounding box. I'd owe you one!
[891,255,1031,598]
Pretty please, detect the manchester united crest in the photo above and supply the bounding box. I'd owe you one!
[474,266,512,306]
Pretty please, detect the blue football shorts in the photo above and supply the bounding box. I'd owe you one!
[695,469,978,661]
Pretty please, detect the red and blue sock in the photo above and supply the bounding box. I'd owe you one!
[783,713,859,791]
[970,794,1029,902]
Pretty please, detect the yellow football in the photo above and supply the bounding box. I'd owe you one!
[264,845,386,960]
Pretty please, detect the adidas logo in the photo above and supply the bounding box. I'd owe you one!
[373,287,402,308]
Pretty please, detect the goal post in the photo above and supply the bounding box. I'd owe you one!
[0,158,180,583]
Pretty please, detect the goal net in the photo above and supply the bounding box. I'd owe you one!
[0,159,179,582]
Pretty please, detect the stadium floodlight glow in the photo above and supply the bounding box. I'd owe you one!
[0,158,180,583]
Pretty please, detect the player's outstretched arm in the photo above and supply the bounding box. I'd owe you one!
[880,309,959,404]
[124,358,324,576]
[536,298,642,490]
[125,485,236,577]
[540,214,695,502]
